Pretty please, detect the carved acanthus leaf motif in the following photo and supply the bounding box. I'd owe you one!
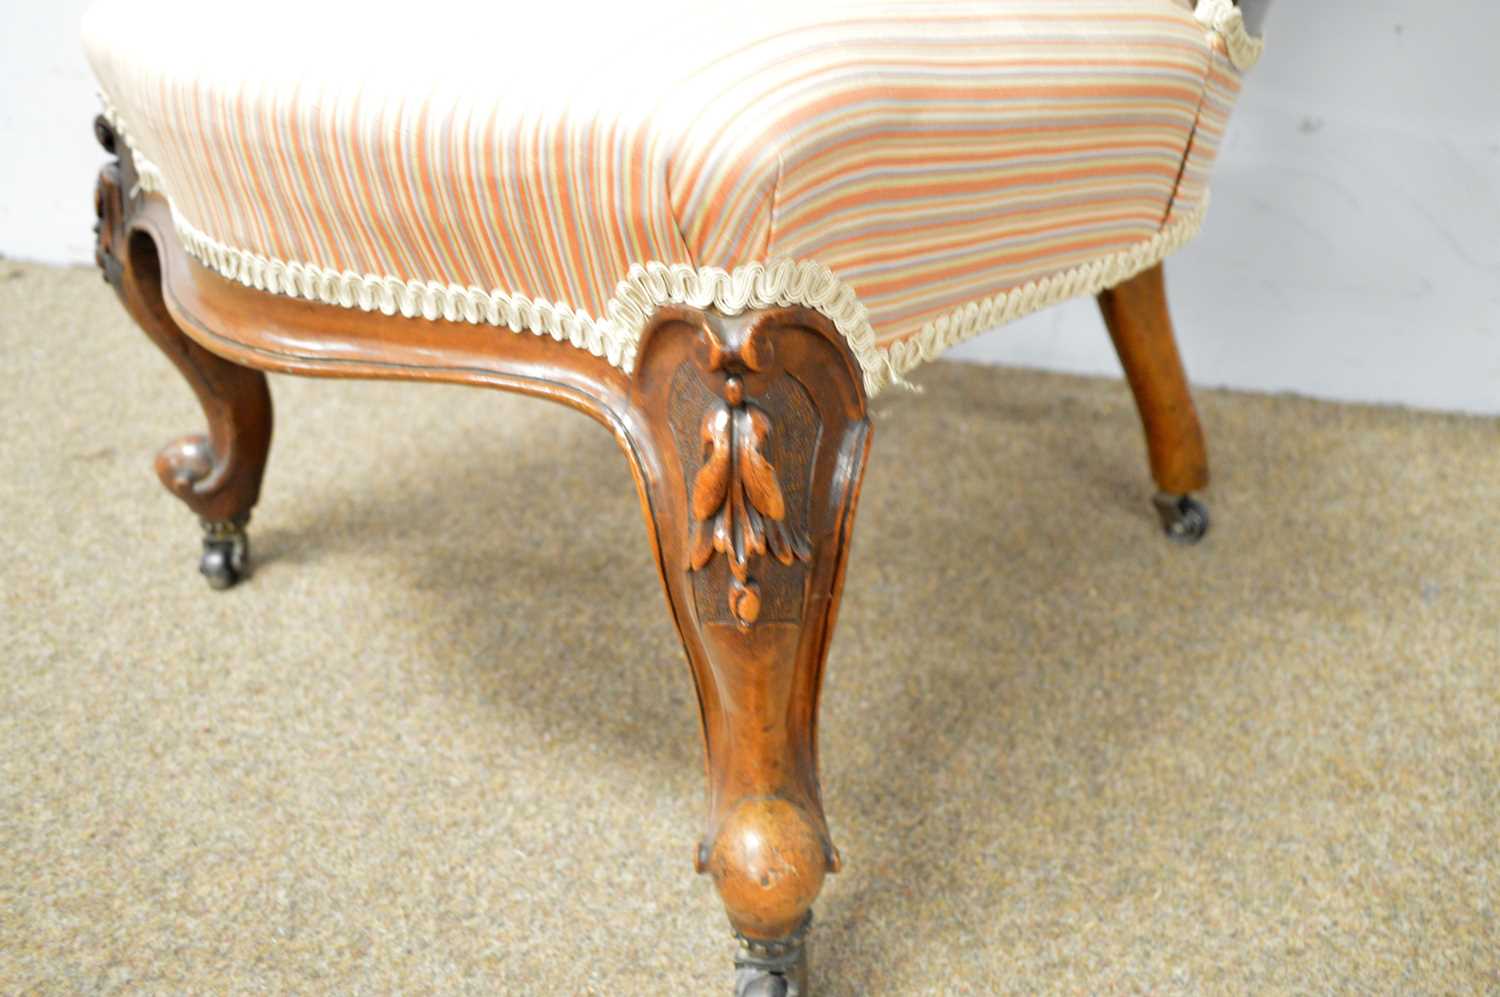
[688,372,811,628]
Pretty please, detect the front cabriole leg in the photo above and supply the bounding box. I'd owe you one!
[94,115,273,587]
[625,306,871,995]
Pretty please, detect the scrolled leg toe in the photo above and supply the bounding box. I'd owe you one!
[154,434,217,498]
[707,799,831,941]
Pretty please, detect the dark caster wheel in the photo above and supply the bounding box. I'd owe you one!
[735,964,803,997]
[199,518,250,589]
[733,921,809,997]
[1152,492,1210,544]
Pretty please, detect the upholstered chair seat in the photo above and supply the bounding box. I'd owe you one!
[86,0,1259,393]
[83,1,1262,991]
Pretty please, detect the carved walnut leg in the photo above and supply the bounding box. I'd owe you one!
[625,306,871,995]
[1096,263,1210,542]
[94,116,273,587]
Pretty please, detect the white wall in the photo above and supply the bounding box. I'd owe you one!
[3,2,1498,414]
[947,2,1500,416]
[0,0,101,265]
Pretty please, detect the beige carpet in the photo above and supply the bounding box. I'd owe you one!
[2,259,1497,994]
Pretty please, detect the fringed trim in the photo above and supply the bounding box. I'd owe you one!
[98,104,1209,398]
[179,212,631,365]
[1193,0,1265,71]
[608,259,892,391]
[880,202,1206,382]
[100,104,164,197]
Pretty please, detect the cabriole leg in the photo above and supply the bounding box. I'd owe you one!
[94,116,273,586]
[625,306,871,995]
[1096,263,1210,542]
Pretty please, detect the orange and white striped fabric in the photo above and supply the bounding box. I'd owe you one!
[83,0,1260,394]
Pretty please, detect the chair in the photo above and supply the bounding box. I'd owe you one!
[84,1,1263,991]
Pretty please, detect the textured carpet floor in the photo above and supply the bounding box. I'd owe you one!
[2,260,1497,994]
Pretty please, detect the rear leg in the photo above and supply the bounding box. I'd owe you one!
[1097,263,1210,543]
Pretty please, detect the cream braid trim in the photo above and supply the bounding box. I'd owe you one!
[101,105,1208,398]
[1193,0,1265,71]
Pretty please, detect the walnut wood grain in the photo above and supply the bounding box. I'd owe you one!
[683,319,814,627]
[95,116,272,525]
[95,122,870,970]
[1097,263,1209,496]
[627,306,869,942]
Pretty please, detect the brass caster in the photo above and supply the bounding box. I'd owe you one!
[733,917,809,997]
[1153,492,1209,544]
[200,516,250,589]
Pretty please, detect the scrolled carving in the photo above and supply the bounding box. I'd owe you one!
[627,303,871,954]
[91,113,275,530]
[687,350,811,626]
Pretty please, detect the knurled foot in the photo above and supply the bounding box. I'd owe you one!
[199,515,250,589]
[733,916,810,997]
[1152,492,1209,544]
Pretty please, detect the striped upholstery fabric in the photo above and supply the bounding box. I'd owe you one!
[82,0,1259,394]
